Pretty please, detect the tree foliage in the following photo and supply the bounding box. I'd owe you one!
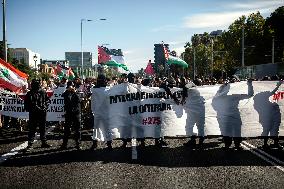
[182,6,284,79]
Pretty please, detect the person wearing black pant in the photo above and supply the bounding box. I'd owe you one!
[60,81,82,150]
[24,79,51,150]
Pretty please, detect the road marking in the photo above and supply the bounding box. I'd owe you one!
[131,138,137,160]
[241,141,284,173]
[0,126,55,164]
[242,141,284,165]
[0,141,28,164]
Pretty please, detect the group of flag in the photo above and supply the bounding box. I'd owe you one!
[0,42,188,94]
[0,58,75,94]
[144,42,188,76]
[51,63,75,81]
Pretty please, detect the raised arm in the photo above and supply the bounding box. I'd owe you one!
[271,80,283,94]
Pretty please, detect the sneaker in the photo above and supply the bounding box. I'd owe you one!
[41,142,51,148]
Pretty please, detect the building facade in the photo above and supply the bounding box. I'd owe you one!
[10,48,40,69]
[39,60,69,75]
[65,52,93,70]
[154,43,169,76]
[41,60,69,68]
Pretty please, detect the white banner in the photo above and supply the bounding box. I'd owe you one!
[1,81,284,139]
[0,86,65,121]
[91,81,284,140]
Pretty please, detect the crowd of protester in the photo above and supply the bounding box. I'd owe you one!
[0,73,283,151]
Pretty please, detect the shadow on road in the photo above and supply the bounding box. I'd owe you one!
[1,142,280,168]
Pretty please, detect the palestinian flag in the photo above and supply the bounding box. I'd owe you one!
[98,46,129,71]
[162,43,188,68]
[67,67,75,80]
[54,63,75,80]
[0,58,28,94]
[167,55,188,68]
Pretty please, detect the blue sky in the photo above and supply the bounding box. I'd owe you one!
[2,0,283,72]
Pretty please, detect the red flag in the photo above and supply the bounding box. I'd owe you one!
[0,58,28,94]
[144,60,155,75]
[98,46,111,64]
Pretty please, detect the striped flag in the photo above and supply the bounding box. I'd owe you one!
[98,46,111,64]
[162,42,169,60]
[0,58,28,94]
[53,63,75,80]
[98,46,129,71]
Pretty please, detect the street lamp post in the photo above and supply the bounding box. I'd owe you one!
[81,19,92,79]
[2,0,7,62]
[81,18,106,79]
[33,54,38,74]
[241,26,245,67]
[193,47,196,80]
[272,36,275,64]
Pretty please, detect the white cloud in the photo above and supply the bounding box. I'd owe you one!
[229,0,283,11]
[183,11,253,29]
[172,46,185,56]
[183,0,282,29]
[168,41,185,45]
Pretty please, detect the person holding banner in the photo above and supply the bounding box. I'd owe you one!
[24,79,51,150]
[181,81,206,149]
[60,81,82,150]
[91,74,113,150]
[156,76,180,147]
[212,80,254,150]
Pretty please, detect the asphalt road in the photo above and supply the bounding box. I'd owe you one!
[0,128,284,189]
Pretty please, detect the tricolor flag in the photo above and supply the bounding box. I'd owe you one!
[162,43,188,68]
[53,63,75,80]
[98,46,129,71]
[162,43,169,61]
[0,58,28,93]
[98,46,111,64]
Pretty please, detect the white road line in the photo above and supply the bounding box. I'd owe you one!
[241,141,284,173]
[242,141,284,166]
[0,126,55,164]
[131,138,137,160]
[0,141,28,164]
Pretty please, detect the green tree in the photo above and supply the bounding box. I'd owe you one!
[265,6,284,63]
